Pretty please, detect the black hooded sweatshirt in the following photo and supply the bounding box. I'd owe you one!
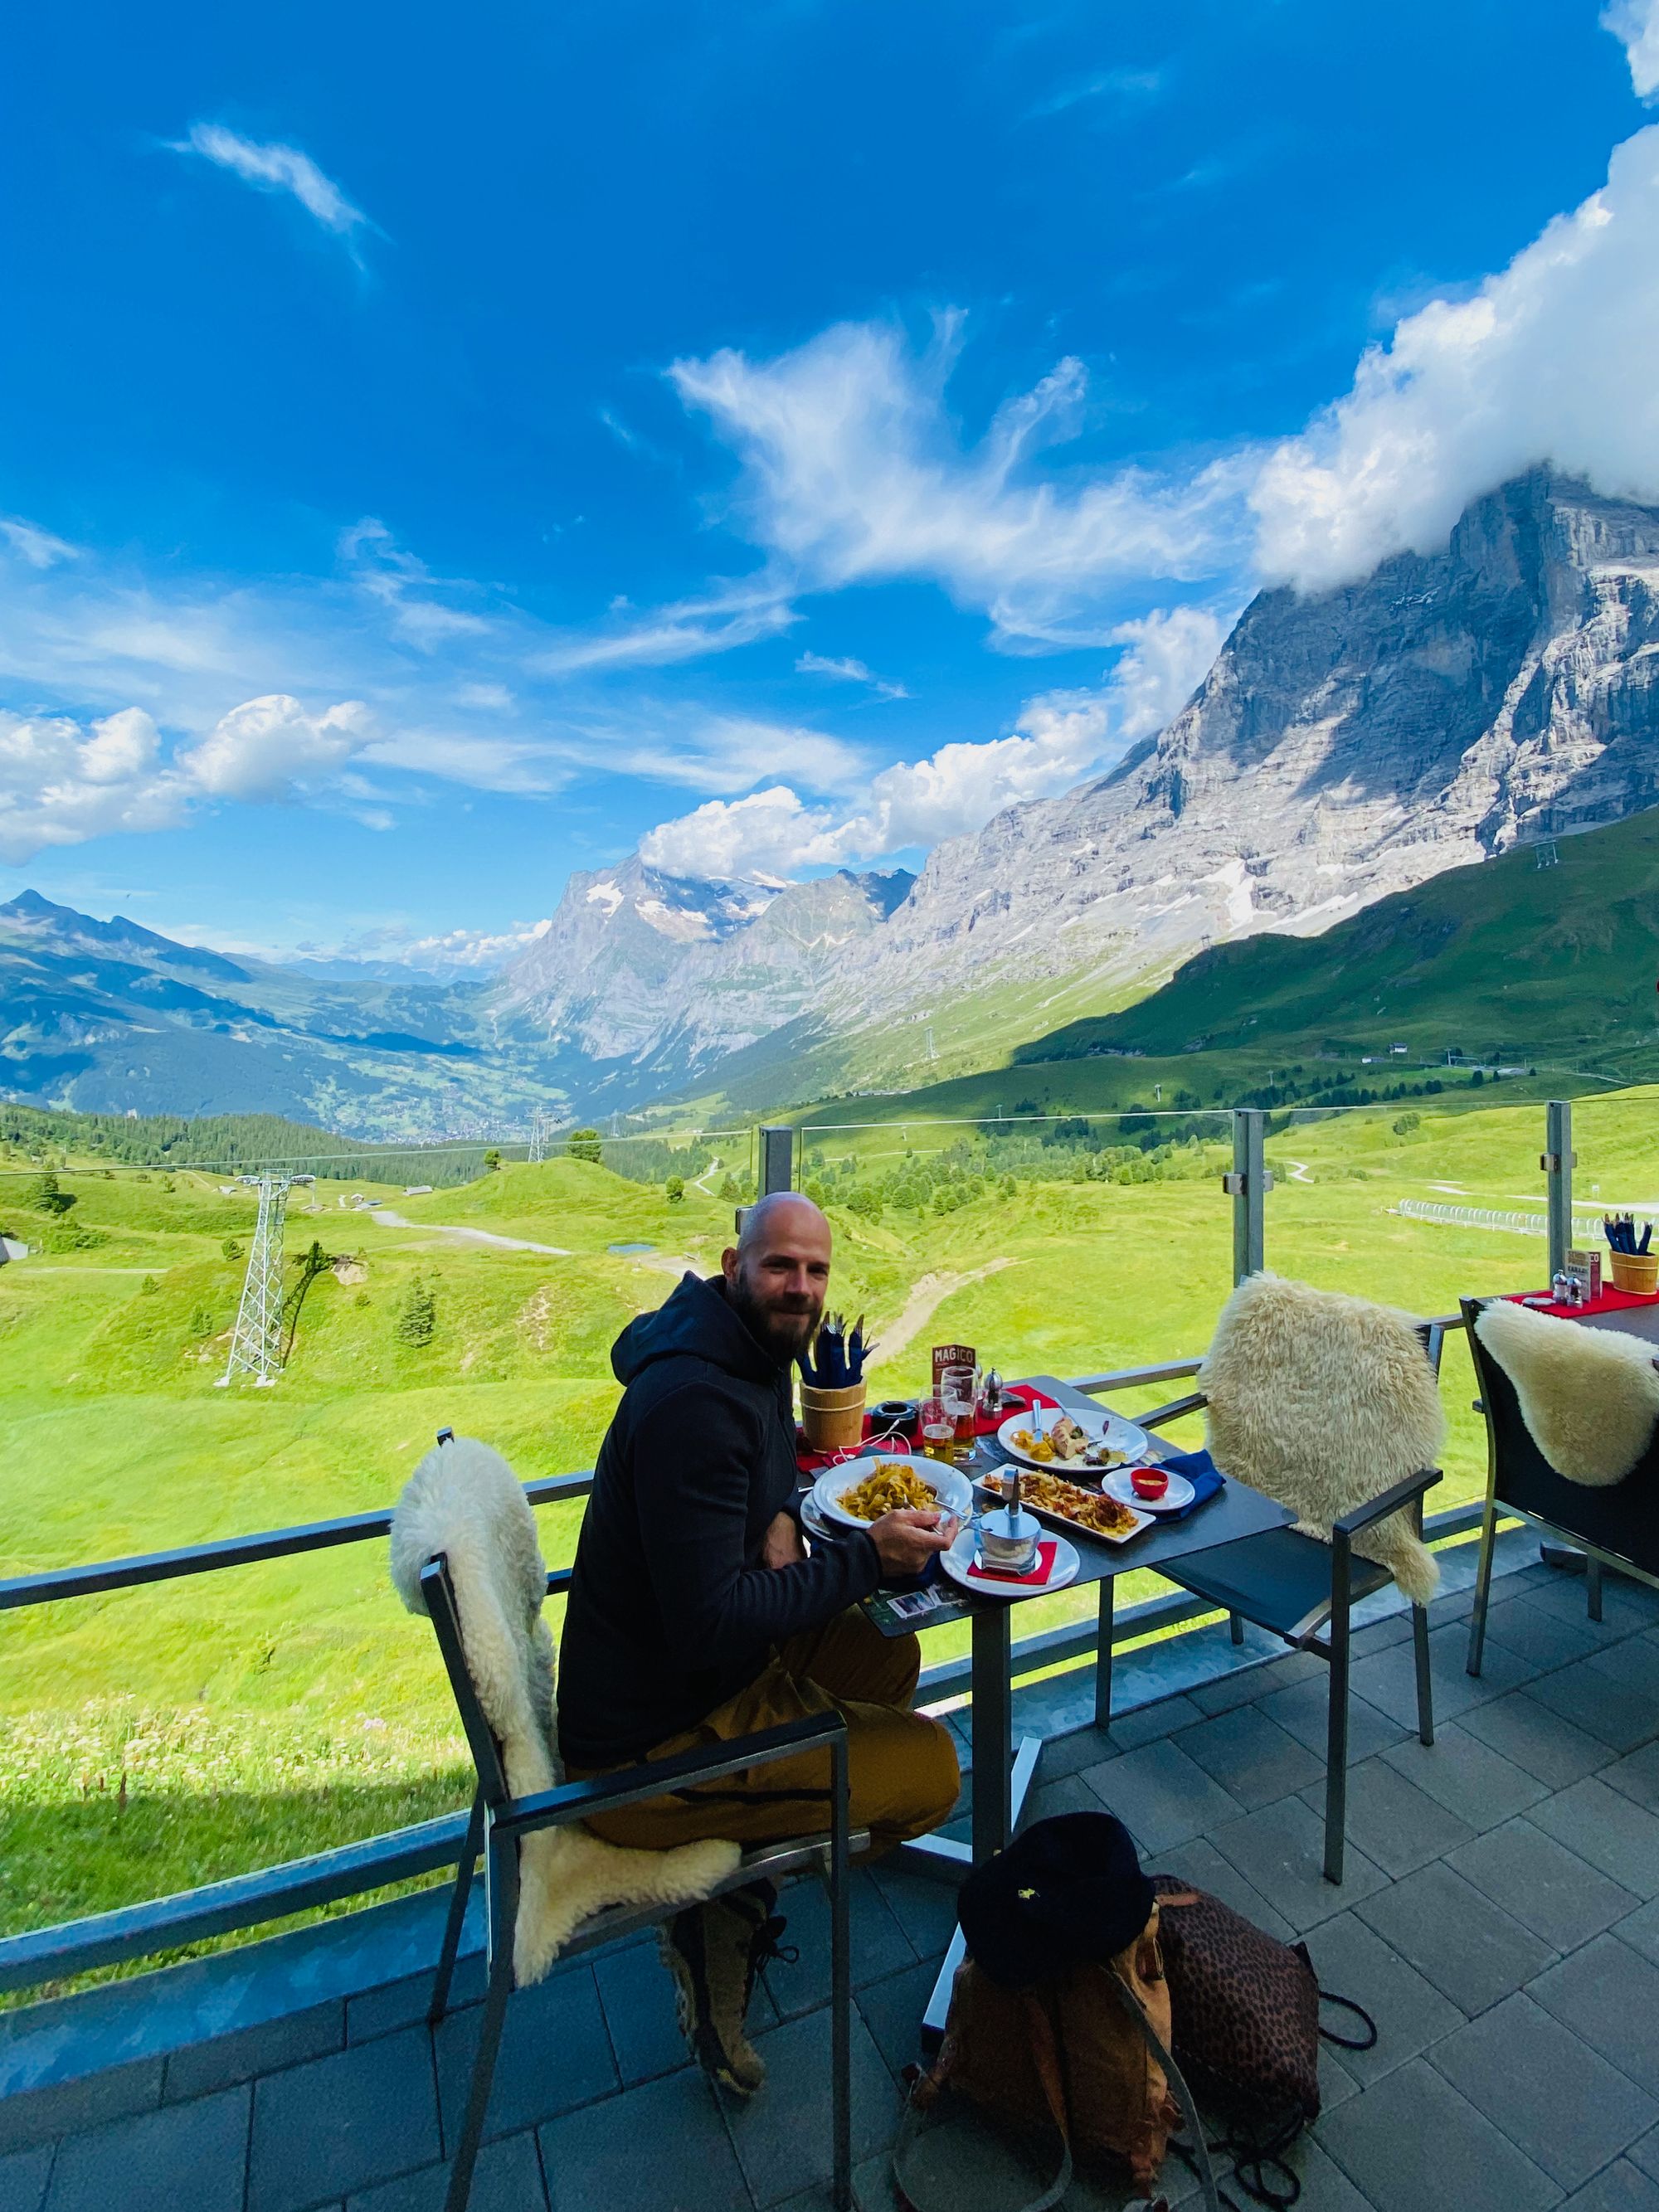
[557,1270,882,1767]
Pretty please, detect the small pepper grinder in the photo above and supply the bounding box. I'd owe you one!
[981,1368,1004,1415]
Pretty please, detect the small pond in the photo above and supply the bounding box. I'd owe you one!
[606,1241,656,1254]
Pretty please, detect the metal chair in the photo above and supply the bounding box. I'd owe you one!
[1462,1295,1659,1675]
[418,1553,856,2212]
[1136,1322,1446,1884]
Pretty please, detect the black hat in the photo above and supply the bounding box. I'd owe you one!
[957,1812,1153,1991]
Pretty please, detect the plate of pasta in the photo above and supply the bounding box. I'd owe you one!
[811,1456,973,1533]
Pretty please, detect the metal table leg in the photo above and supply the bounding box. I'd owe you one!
[1095,1576,1114,1728]
[921,1605,1044,2046]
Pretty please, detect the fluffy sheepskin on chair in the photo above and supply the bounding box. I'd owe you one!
[1474,1298,1659,1485]
[390,1437,738,1986]
[1200,1273,1443,1605]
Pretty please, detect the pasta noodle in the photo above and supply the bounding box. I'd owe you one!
[837,1461,942,1521]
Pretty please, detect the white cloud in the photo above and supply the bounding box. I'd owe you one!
[640,786,828,880]
[669,318,1247,647]
[0,707,182,863]
[1104,605,1229,741]
[1606,0,1659,97]
[637,688,1116,880]
[1250,126,1659,587]
[533,588,795,673]
[173,123,374,250]
[180,694,373,800]
[795,650,909,699]
[339,518,491,647]
[2,518,77,570]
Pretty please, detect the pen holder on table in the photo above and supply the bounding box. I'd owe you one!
[1609,1252,1659,1296]
[800,1380,868,1451]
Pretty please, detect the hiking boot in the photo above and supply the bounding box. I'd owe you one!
[659,1880,795,2097]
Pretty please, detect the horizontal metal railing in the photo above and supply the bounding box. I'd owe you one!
[0,1323,1490,1996]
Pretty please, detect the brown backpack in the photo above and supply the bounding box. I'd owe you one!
[895,1897,1221,2212]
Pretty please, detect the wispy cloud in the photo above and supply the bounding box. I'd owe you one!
[1,518,78,570]
[532,588,795,673]
[1023,66,1164,122]
[170,123,377,256]
[795,650,909,699]
[1606,0,1659,97]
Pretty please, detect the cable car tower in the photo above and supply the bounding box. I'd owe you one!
[216,1176,291,1388]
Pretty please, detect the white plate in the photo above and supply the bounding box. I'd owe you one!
[941,1524,1080,1597]
[996,1405,1150,1471]
[1102,1467,1195,1514]
[810,1455,973,1532]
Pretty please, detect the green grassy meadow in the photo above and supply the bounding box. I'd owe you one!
[2,1086,1653,1998]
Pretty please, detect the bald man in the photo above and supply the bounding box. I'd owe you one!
[558,1193,961,2096]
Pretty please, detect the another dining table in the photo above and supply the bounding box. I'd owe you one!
[848,1372,1296,2037]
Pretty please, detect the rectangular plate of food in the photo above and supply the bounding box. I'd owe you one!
[976,1467,1153,1545]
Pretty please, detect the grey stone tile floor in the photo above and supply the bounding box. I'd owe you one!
[5,1544,1659,2211]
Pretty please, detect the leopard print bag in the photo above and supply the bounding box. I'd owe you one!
[1151,1875,1375,2207]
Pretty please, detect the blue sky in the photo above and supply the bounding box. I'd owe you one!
[2,0,1656,967]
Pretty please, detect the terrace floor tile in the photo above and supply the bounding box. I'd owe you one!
[432,1963,617,2147]
[1447,1816,1639,1952]
[1300,1913,1465,2088]
[1098,1691,1209,1751]
[591,1937,693,2089]
[1602,1741,1659,1813]
[1147,1835,1298,1945]
[346,2126,547,2212]
[43,2086,249,2212]
[1207,1798,1386,1933]
[1527,1657,1659,1757]
[1428,1990,1659,2190]
[1355,1862,1556,2015]
[1559,2161,1659,2211]
[538,2064,750,2212]
[1186,1649,1326,1717]
[854,1957,941,2083]
[1458,1688,1616,1787]
[1350,1621,1534,1730]
[248,2024,440,2212]
[1527,1776,1659,1898]
[864,1864,961,1966]
[720,2004,899,2209]
[1480,1594,1613,1672]
[1171,1704,1326,1811]
[1026,1723,1117,1781]
[1375,1722,1550,1831]
[759,1871,917,2020]
[1515,1573,1654,1636]
[1077,1738,1245,1855]
[1529,1937,1659,2096]
[1254,1679,1408,1766]
[1300,1754,1476,1879]
[1618,1897,1659,1973]
[1316,2056,1558,2212]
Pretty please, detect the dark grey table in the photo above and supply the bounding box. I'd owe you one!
[868,1374,1294,2037]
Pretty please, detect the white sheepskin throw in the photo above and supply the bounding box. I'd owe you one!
[390,1436,738,1985]
[1200,1274,1443,1606]
[1474,1299,1659,1485]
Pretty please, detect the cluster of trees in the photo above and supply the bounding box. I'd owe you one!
[793,1123,1231,1223]
[0,1103,507,1189]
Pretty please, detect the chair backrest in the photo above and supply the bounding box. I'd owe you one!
[420,1553,513,1810]
[1462,1296,1659,1577]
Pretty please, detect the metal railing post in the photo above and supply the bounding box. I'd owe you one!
[760,1125,795,1196]
[1224,1109,1271,1283]
[1543,1099,1574,1281]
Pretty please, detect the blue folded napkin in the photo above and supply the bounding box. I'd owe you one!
[1146,1446,1225,1519]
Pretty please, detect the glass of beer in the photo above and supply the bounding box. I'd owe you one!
[919,1397,955,1462]
[941,1363,978,1465]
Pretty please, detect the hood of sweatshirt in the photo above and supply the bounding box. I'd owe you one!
[610,1269,782,1390]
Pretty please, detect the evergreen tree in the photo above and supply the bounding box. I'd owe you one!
[395,1275,436,1348]
[664,1174,685,1203]
[566,1128,604,1164]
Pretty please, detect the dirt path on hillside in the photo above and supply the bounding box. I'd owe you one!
[362,1209,570,1257]
[868,1258,1022,1371]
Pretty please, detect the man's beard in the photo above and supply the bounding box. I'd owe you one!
[727,1270,821,1364]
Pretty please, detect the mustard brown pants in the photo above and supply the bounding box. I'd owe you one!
[572,1607,961,1859]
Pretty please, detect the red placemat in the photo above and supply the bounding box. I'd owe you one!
[795,1383,1058,1476]
[966,1539,1059,1588]
[1506,1286,1659,1320]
